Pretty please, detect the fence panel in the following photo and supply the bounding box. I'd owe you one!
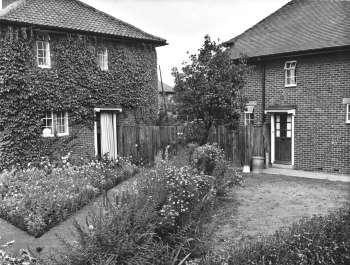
[116,124,268,166]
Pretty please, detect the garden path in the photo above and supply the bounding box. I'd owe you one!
[209,173,350,253]
[0,173,141,260]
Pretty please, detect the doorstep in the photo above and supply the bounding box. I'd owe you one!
[262,167,350,183]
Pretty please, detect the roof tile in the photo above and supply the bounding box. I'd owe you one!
[225,0,350,58]
[0,0,166,45]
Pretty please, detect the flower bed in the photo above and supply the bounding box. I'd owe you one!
[0,159,136,237]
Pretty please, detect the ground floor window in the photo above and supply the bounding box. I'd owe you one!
[244,112,254,126]
[244,103,255,126]
[42,111,69,137]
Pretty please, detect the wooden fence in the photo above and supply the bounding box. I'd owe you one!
[116,125,184,163]
[211,125,270,165]
[116,124,270,165]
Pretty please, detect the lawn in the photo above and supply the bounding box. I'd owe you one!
[209,173,350,252]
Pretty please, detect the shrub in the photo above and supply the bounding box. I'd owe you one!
[190,143,243,196]
[0,248,37,265]
[190,143,225,175]
[50,162,217,265]
[183,121,207,144]
[200,206,350,265]
[0,157,136,237]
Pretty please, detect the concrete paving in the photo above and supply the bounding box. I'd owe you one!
[262,167,350,183]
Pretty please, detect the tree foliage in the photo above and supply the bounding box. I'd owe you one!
[172,35,247,131]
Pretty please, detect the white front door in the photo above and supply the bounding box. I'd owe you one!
[100,112,118,159]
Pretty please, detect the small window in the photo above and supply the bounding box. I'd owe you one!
[56,112,69,136]
[36,35,51,68]
[97,48,108,71]
[346,104,350,124]
[42,112,54,137]
[244,105,255,126]
[42,111,69,137]
[284,61,296,87]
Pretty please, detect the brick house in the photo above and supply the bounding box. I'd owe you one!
[0,0,166,163]
[225,0,350,174]
[158,81,176,116]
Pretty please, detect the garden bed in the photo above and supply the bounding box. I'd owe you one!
[0,160,136,237]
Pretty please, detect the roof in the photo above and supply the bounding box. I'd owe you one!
[225,0,350,59]
[158,81,174,93]
[0,0,166,45]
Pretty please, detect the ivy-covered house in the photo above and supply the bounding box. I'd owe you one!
[0,0,166,167]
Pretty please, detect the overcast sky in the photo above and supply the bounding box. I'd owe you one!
[80,0,290,86]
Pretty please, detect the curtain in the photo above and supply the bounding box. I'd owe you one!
[100,112,117,159]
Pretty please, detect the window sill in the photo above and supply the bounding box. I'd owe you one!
[38,65,52,69]
[285,84,297,88]
[57,133,69,137]
[42,133,69,138]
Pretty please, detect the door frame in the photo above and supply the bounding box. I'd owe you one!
[265,108,295,166]
[94,107,122,157]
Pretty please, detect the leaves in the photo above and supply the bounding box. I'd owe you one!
[0,27,158,168]
[172,35,248,131]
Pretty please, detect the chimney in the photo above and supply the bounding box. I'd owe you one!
[2,0,18,9]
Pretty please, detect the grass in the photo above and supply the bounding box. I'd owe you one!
[208,173,350,253]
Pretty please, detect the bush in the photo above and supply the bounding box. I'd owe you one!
[190,143,225,175]
[0,157,136,237]
[0,248,37,265]
[50,162,217,265]
[183,121,207,144]
[199,206,350,265]
[190,143,243,196]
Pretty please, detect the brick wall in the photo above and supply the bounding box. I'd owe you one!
[243,51,350,174]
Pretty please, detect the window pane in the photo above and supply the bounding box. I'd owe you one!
[276,115,280,122]
[276,130,280,137]
[276,123,280,130]
[287,131,292,138]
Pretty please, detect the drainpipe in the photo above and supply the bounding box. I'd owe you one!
[262,63,266,123]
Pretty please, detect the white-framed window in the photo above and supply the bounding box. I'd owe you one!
[346,104,350,124]
[36,35,51,68]
[42,111,69,137]
[97,48,108,71]
[244,104,255,126]
[42,112,54,137]
[284,61,296,87]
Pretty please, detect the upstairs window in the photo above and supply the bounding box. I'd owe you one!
[36,35,51,68]
[284,61,296,87]
[347,104,350,124]
[97,48,108,71]
[42,111,69,137]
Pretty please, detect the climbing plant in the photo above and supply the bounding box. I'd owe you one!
[0,26,158,168]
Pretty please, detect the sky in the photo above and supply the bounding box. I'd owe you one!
[80,0,291,86]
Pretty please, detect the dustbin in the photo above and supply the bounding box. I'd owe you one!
[252,156,264,173]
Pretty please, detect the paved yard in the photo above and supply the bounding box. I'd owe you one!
[209,173,350,252]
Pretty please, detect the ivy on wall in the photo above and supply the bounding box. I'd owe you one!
[0,25,158,168]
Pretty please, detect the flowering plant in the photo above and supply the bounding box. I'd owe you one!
[0,156,136,237]
[190,143,225,175]
[147,162,214,229]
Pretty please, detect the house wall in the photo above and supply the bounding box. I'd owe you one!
[243,51,350,174]
[0,24,159,162]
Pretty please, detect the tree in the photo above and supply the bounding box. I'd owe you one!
[172,35,247,138]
